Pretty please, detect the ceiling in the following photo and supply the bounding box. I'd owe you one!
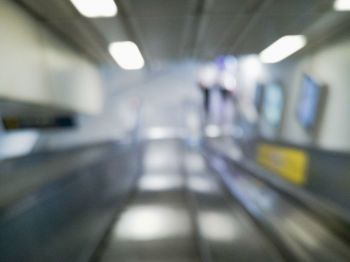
[14,0,350,70]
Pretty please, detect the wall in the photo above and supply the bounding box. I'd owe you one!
[0,0,103,114]
[0,0,104,158]
[35,61,201,150]
[0,1,200,156]
[261,35,350,152]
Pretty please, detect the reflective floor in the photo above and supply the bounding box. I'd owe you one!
[97,140,283,262]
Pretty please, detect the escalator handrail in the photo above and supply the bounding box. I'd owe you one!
[205,143,350,244]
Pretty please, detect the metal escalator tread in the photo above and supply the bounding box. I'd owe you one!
[184,149,285,262]
[96,140,286,262]
[97,140,201,262]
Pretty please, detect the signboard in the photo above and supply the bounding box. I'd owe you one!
[2,116,75,130]
[256,143,308,184]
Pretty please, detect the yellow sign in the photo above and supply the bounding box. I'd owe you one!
[256,143,308,184]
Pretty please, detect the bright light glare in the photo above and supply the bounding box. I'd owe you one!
[219,71,237,91]
[109,41,145,70]
[240,55,263,80]
[334,0,350,10]
[144,127,185,140]
[70,0,117,18]
[199,212,239,241]
[115,206,190,240]
[198,64,218,88]
[0,131,38,159]
[260,35,307,63]
[189,175,219,194]
[205,125,221,138]
[138,174,183,191]
[143,144,180,171]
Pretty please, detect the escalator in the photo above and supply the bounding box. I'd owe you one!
[93,140,285,262]
[1,139,350,262]
[93,139,350,262]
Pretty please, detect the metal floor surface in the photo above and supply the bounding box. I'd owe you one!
[96,140,284,262]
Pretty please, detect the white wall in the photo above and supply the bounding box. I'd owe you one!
[0,0,103,114]
[256,36,350,152]
[0,0,106,158]
[35,61,200,150]
[0,1,200,155]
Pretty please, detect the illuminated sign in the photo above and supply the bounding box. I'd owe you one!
[256,143,308,184]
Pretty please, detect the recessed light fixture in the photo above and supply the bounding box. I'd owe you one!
[70,0,117,18]
[109,41,145,70]
[259,35,307,63]
[334,0,350,11]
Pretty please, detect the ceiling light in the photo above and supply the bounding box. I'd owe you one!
[70,0,117,18]
[109,41,145,70]
[260,35,307,63]
[334,0,350,11]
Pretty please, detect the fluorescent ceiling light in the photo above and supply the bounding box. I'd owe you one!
[334,0,350,11]
[260,35,307,63]
[109,41,145,70]
[70,0,117,18]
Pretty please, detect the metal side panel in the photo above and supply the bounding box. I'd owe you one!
[205,148,350,262]
[0,143,141,262]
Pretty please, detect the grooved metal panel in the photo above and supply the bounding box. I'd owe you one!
[14,0,110,64]
[204,0,265,14]
[120,0,198,17]
[194,15,251,59]
[130,17,189,66]
[234,11,327,54]
[13,0,344,65]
